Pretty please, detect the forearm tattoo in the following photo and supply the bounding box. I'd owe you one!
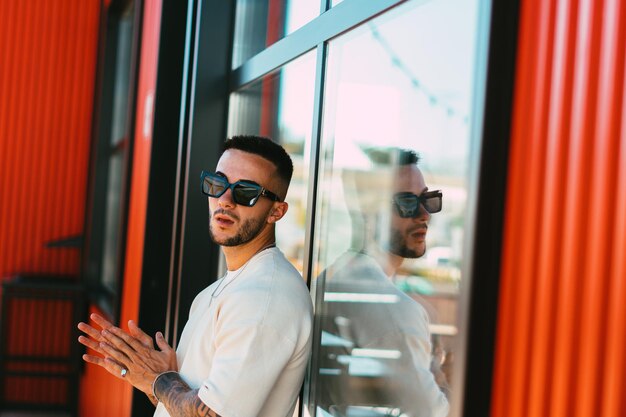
[154,372,222,417]
[147,393,158,407]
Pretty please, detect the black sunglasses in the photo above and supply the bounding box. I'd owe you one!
[200,171,281,207]
[393,190,443,218]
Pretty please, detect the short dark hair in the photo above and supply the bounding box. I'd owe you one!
[395,148,420,166]
[222,135,294,186]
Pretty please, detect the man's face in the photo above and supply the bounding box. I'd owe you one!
[207,149,280,247]
[386,165,431,258]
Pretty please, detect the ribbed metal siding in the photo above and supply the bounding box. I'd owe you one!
[1,278,84,410]
[0,0,101,277]
[492,0,626,416]
[3,297,72,404]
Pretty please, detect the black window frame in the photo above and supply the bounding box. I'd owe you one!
[82,0,144,320]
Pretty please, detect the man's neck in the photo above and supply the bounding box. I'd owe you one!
[222,230,276,271]
[364,243,403,277]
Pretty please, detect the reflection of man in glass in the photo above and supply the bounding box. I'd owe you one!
[318,149,449,417]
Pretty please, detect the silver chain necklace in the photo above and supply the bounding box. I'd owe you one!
[209,243,276,303]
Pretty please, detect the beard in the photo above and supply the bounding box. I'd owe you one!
[209,209,267,247]
[387,226,425,259]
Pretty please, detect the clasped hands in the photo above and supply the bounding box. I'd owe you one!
[77,313,178,398]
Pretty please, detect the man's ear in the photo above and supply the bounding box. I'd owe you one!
[267,201,288,224]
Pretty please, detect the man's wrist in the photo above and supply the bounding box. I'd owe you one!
[152,371,179,403]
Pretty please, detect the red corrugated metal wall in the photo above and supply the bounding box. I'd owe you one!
[78,1,162,415]
[0,0,101,410]
[1,281,82,408]
[0,0,101,277]
[492,0,626,416]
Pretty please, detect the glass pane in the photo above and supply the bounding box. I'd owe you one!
[227,50,317,274]
[308,0,483,416]
[232,0,320,68]
[101,151,125,292]
[110,11,134,145]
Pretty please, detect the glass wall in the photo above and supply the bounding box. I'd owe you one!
[308,1,479,415]
[226,0,488,415]
[227,51,317,272]
[95,3,138,305]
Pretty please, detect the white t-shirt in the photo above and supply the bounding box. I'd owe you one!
[319,251,449,417]
[153,247,313,417]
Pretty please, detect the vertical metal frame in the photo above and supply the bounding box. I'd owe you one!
[456,0,521,416]
[113,0,145,319]
[130,0,199,415]
[299,41,327,417]
[163,0,199,347]
[82,0,144,319]
[171,0,236,348]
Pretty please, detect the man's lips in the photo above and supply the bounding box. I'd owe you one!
[214,216,234,227]
[409,226,428,239]
[212,209,238,227]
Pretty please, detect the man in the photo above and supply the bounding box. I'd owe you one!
[78,135,314,417]
[317,149,450,417]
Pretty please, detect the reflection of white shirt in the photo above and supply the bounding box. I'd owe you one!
[319,251,449,417]
[153,247,313,417]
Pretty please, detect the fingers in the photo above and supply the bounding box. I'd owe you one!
[82,353,107,367]
[83,353,130,383]
[103,327,148,355]
[155,332,178,371]
[99,339,132,366]
[101,357,129,380]
[82,352,124,368]
[128,320,154,348]
[81,329,134,378]
[78,335,104,353]
[77,314,116,348]
[77,322,109,358]
[155,332,173,353]
[77,322,104,342]
[90,313,115,330]
[82,351,128,382]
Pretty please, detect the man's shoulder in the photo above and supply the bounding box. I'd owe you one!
[244,247,305,285]
[226,248,311,310]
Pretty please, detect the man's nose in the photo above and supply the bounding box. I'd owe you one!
[415,203,431,221]
[217,187,236,207]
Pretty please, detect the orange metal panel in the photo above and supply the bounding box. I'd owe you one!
[601,44,626,416]
[493,0,626,416]
[0,0,100,409]
[119,0,163,331]
[491,0,548,415]
[0,0,99,278]
[551,0,604,415]
[523,1,570,416]
[3,296,75,405]
[575,0,625,415]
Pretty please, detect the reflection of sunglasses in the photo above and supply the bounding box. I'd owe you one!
[393,191,443,217]
[200,171,281,207]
